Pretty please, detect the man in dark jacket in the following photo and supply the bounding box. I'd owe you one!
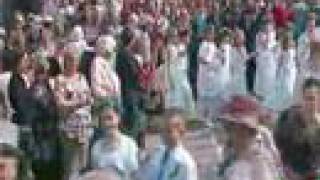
[275,78,320,179]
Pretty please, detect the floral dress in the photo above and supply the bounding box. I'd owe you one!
[54,73,92,179]
[91,56,121,110]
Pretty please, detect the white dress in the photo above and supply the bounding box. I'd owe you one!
[0,72,17,147]
[91,133,138,180]
[165,43,195,115]
[0,72,13,116]
[266,49,297,111]
[230,46,248,95]
[197,41,227,122]
[136,144,198,180]
[255,45,279,99]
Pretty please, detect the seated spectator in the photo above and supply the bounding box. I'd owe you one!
[218,95,283,180]
[136,108,198,180]
[90,101,138,180]
[275,78,320,180]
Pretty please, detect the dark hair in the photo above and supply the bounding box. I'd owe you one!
[303,78,320,92]
[92,100,120,118]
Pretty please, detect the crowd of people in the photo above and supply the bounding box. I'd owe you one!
[0,0,320,179]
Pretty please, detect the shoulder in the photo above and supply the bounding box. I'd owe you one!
[120,134,138,149]
[174,146,196,168]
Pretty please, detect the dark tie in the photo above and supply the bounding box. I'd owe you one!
[158,149,170,180]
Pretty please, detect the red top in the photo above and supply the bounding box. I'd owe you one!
[273,3,294,28]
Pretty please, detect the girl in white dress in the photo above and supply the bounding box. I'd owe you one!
[255,22,280,102]
[230,29,248,96]
[197,26,226,125]
[164,30,195,116]
[266,34,297,111]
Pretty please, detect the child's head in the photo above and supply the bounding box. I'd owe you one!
[161,108,186,148]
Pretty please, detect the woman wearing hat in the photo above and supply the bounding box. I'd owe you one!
[89,102,138,180]
[91,35,121,110]
[218,95,283,180]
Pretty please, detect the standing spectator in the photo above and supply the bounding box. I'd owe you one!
[116,28,146,146]
[197,26,224,126]
[8,12,27,52]
[163,29,195,117]
[266,31,297,111]
[255,21,280,102]
[54,48,92,179]
[28,51,62,180]
[230,29,249,95]
[91,35,121,117]
[238,0,266,93]
[9,52,35,158]
[136,109,198,180]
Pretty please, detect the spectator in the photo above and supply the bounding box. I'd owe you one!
[275,78,320,180]
[54,47,92,179]
[218,95,283,180]
[136,108,198,180]
[90,101,138,180]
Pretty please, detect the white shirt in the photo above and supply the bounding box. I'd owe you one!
[91,133,138,179]
[137,144,198,180]
[0,72,13,117]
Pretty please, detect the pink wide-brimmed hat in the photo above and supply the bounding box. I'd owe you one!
[220,95,263,130]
